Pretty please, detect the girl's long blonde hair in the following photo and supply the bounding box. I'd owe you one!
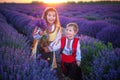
[41,7,61,29]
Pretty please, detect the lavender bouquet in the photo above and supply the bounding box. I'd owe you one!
[36,18,47,31]
[29,18,47,31]
[29,18,49,52]
[29,18,48,40]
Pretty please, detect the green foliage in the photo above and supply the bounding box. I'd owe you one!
[107,42,113,51]
[81,41,113,76]
[41,34,48,41]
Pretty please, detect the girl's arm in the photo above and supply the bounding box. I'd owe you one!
[48,39,61,52]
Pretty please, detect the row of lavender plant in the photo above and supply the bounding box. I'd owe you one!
[89,48,120,80]
[0,4,45,17]
[0,4,120,79]
[4,4,119,26]
[2,3,120,23]
[79,35,120,80]
[0,9,47,42]
[0,13,29,50]
[14,4,120,26]
[60,16,120,48]
[1,4,120,26]
[0,47,57,80]
[0,13,58,80]
[1,4,120,48]
[0,9,34,37]
[1,7,120,79]
[78,20,120,48]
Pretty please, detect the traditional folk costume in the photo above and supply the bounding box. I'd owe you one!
[43,24,61,69]
[32,24,61,69]
[48,36,82,80]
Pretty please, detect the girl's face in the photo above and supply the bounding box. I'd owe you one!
[65,26,76,39]
[46,11,56,25]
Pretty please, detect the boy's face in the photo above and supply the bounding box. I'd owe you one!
[65,26,77,39]
[47,11,56,25]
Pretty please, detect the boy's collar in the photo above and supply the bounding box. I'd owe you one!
[66,36,74,40]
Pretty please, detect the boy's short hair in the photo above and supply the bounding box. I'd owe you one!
[66,22,78,32]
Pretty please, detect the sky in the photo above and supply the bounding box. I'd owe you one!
[0,0,119,3]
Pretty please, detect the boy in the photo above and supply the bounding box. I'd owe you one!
[44,22,82,80]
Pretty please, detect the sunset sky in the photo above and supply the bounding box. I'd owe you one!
[0,0,119,3]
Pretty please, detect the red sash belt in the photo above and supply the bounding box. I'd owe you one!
[61,53,75,63]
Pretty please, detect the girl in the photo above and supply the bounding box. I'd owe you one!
[31,7,62,69]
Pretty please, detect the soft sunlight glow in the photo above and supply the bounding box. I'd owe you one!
[0,0,119,3]
[43,0,66,4]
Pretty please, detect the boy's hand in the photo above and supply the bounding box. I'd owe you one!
[76,61,81,67]
[43,47,50,53]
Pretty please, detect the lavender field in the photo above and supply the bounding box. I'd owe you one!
[0,2,120,80]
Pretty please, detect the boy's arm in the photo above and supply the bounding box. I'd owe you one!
[76,40,81,66]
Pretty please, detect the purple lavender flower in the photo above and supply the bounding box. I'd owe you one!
[37,18,47,31]
[29,18,47,31]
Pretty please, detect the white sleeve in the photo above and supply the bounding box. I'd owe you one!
[54,28,61,41]
[76,40,81,61]
[33,28,42,39]
[48,28,61,52]
[48,39,61,52]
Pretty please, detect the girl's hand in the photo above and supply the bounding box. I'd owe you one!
[39,31,44,36]
[32,27,38,36]
[76,61,81,67]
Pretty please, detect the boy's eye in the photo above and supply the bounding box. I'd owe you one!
[66,29,71,32]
